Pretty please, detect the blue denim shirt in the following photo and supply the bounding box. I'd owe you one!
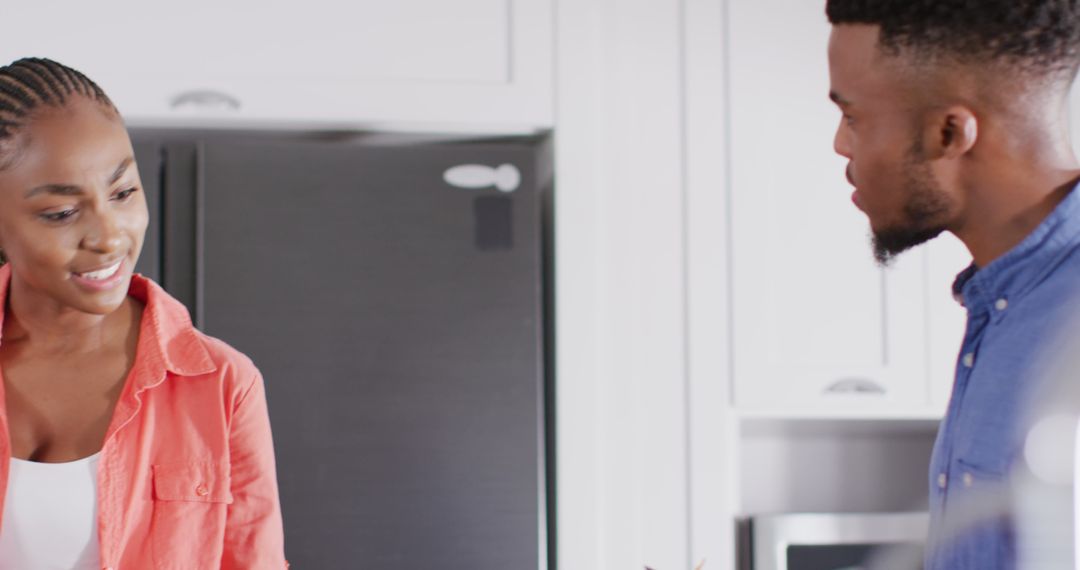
[927,182,1080,569]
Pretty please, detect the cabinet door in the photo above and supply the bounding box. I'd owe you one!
[0,0,551,130]
[158,136,547,569]
[728,0,927,413]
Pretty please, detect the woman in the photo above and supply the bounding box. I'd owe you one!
[0,58,286,569]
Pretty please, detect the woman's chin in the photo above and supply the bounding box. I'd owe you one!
[63,279,133,316]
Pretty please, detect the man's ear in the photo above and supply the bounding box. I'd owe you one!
[922,106,978,159]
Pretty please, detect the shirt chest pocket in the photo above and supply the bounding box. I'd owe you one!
[152,461,233,504]
[953,389,1021,475]
[150,462,232,570]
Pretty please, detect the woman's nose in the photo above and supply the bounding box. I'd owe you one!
[81,210,124,253]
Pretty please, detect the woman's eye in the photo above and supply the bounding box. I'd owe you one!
[41,209,77,222]
[114,187,139,201]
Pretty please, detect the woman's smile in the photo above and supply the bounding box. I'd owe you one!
[70,258,127,291]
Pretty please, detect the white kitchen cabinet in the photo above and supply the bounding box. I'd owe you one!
[728,0,936,415]
[1,0,552,131]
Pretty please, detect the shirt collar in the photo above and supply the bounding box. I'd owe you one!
[953,180,1080,317]
[0,264,216,380]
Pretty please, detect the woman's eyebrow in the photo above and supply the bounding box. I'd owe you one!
[23,157,135,199]
[108,157,133,185]
[24,183,82,199]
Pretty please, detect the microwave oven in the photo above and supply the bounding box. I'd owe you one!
[748,512,929,570]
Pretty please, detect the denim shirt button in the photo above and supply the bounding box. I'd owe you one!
[963,472,974,487]
[962,353,975,368]
[937,473,948,489]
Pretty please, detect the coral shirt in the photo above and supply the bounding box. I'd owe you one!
[0,264,287,569]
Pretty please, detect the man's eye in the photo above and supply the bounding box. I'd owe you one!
[41,209,77,222]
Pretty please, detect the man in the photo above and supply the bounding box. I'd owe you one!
[826,1,1080,568]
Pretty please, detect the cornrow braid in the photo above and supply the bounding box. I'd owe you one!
[0,57,116,147]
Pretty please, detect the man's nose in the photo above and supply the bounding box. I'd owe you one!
[834,118,852,158]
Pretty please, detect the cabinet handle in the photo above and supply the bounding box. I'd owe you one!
[443,164,521,193]
[823,378,887,395]
[169,90,241,111]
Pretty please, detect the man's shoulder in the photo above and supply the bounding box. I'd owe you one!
[1029,238,1080,298]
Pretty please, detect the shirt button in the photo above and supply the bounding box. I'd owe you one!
[963,472,974,488]
[196,484,210,497]
[995,298,1008,311]
[937,473,947,489]
[962,353,975,368]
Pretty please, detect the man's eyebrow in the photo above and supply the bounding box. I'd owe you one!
[23,157,135,199]
[829,90,851,106]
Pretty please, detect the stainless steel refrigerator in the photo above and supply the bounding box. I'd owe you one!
[130,130,552,569]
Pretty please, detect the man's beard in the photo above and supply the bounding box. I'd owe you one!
[871,151,952,266]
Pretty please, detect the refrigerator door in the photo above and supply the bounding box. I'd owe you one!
[131,141,162,282]
[158,136,547,569]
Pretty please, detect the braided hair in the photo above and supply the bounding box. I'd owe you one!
[0,57,116,162]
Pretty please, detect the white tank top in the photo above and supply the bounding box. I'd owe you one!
[0,453,101,570]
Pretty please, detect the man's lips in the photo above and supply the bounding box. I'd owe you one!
[845,166,864,211]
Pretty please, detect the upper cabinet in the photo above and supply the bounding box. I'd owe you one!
[0,0,552,132]
[727,0,965,417]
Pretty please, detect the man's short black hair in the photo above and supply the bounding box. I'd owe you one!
[826,0,1080,79]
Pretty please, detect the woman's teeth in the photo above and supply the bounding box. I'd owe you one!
[77,261,122,281]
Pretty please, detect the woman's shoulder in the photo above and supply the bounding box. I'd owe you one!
[193,333,260,379]
[183,330,265,400]
[136,275,263,393]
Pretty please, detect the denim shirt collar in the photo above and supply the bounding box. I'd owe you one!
[953,181,1080,319]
